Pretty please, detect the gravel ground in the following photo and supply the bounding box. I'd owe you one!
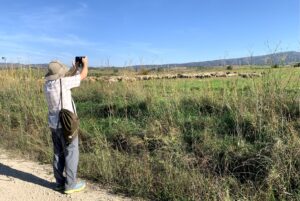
[0,149,135,201]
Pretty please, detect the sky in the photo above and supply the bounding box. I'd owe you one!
[0,0,299,66]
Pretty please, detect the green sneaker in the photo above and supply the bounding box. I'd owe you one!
[64,181,86,194]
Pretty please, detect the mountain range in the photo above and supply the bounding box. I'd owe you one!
[1,51,300,68]
[134,51,300,68]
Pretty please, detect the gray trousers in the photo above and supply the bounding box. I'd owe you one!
[51,128,79,190]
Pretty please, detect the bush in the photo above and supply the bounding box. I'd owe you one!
[113,68,119,73]
[226,65,233,70]
[293,63,300,67]
[138,68,151,75]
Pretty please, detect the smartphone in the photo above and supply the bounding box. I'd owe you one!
[75,56,86,67]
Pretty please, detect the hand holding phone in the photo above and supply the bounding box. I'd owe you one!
[75,56,86,67]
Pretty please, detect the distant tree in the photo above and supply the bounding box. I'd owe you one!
[265,40,282,66]
[113,68,119,73]
[247,48,254,67]
[279,54,287,66]
[138,68,151,75]
[156,67,164,72]
[293,63,300,67]
[226,65,233,70]
[196,66,204,71]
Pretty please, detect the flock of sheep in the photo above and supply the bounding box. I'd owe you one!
[86,71,263,83]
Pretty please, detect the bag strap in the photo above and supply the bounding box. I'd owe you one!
[60,79,63,109]
[56,79,63,129]
[59,78,77,114]
[71,98,77,115]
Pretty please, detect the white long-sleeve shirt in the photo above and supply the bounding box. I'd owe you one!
[44,74,81,128]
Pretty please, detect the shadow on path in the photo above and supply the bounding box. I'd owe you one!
[0,163,54,189]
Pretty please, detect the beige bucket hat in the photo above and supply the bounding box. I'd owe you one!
[45,60,69,81]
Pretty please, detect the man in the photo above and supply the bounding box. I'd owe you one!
[44,57,88,194]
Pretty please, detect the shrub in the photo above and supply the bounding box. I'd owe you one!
[138,68,151,75]
[226,65,233,70]
[113,68,119,73]
[293,63,300,67]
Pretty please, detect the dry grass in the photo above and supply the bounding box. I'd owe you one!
[1,66,300,200]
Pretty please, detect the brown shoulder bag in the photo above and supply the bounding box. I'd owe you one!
[57,79,79,143]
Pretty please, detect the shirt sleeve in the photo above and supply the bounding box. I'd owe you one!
[62,74,81,89]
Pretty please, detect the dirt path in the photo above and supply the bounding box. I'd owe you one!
[0,149,134,201]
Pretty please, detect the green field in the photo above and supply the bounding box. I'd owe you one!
[1,66,300,200]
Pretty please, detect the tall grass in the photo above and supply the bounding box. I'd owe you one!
[1,66,300,200]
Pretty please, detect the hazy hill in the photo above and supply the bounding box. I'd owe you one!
[1,51,300,68]
[0,63,48,68]
[134,51,300,68]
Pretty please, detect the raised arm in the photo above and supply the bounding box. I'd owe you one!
[80,57,88,80]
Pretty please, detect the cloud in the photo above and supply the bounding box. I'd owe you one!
[79,2,88,9]
[0,31,108,64]
[4,29,96,64]
[0,32,96,47]
[10,3,88,34]
[99,41,176,65]
[121,41,176,55]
